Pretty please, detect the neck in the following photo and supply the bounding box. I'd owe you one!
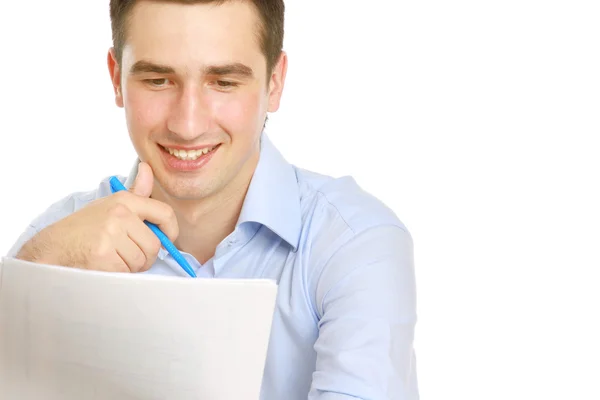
[153,152,259,264]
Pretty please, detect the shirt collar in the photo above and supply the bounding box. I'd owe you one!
[123,133,302,252]
[237,133,301,251]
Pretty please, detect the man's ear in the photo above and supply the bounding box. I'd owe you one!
[267,51,288,113]
[107,48,124,108]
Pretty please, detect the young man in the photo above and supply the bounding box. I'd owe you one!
[7,1,418,398]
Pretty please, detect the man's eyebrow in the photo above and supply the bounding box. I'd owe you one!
[130,61,175,75]
[203,63,254,78]
[129,61,254,78]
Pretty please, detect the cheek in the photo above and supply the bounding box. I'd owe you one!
[125,88,169,132]
[212,91,265,134]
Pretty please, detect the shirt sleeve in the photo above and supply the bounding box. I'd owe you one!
[5,224,40,258]
[4,192,84,258]
[309,225,419,400]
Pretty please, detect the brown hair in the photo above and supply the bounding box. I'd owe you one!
[109,0,285,77]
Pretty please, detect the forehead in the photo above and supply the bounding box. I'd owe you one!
[123,1,265,73]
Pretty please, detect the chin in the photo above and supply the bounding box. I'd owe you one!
[164,184,211,201]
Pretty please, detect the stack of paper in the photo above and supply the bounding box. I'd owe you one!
[0,257,277,400]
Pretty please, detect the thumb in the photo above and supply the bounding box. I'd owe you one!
[129,162,154,197]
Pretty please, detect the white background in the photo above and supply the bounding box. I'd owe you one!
[1,1,599,398]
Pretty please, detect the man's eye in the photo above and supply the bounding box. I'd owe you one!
[216,81,237,88]
[145,78,170,87]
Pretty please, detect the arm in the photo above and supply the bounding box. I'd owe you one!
[5,165,178,272]
[309,225,419,400]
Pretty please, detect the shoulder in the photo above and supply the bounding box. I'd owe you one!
[293,166,412,271]
[292,167,414,317]
[295,166,409,239]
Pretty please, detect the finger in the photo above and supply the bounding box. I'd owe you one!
[129,161,154,197]
[114,230,148,273]
[87,250,130,273]
[125,217,162,271]
[112,193,179,242]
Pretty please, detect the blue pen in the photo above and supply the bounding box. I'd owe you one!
[109,176,197,278]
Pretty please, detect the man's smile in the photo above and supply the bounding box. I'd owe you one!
[158,143,221,171]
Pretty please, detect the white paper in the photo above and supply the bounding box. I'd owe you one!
[0,257,278,400]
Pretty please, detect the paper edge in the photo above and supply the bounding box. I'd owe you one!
[0,257,277,287]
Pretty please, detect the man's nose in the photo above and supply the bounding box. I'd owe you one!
[167,86,210,140]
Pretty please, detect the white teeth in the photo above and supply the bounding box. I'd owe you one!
[165,146,215,160]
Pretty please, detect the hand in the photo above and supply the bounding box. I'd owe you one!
[16,162,178,272]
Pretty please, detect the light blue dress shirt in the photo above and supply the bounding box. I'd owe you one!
[7,134,419,399]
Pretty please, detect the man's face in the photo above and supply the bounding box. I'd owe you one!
[109,1,286,200]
